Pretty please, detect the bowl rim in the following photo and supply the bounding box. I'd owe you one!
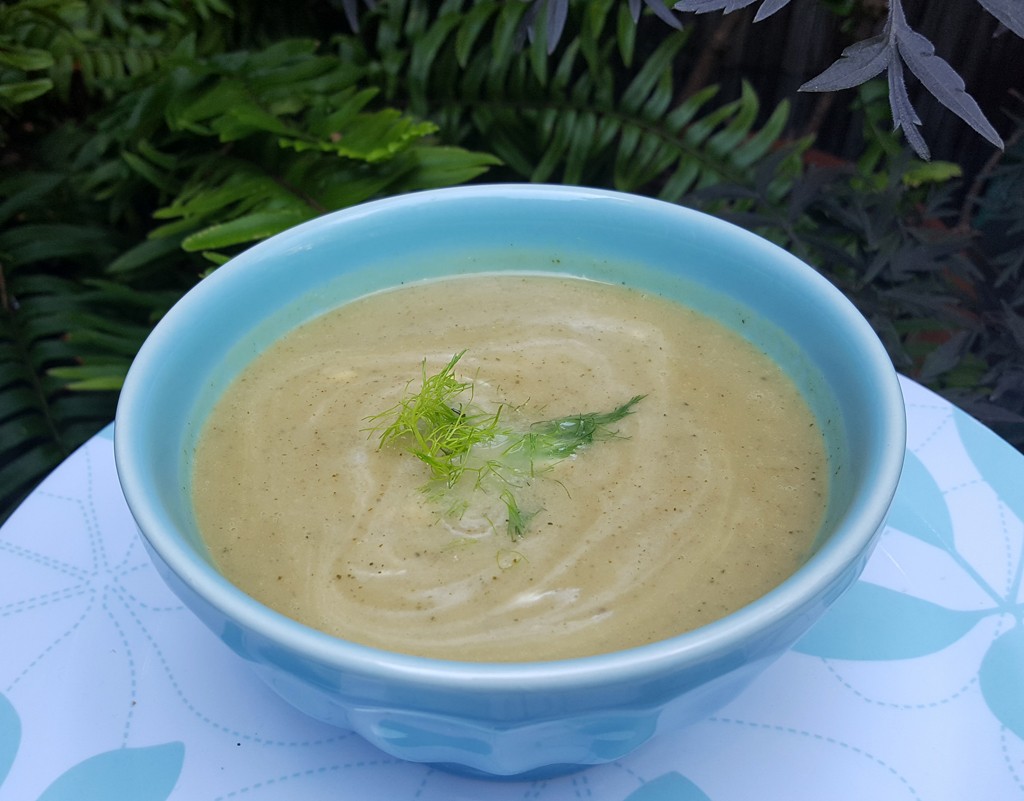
[114,183,907,691]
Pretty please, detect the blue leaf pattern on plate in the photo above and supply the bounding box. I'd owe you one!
[979,626,1024,740]
[955,414,1024,526]
[796,404,1024,748]
[0,693,20,787]
[36,743,184,801]
[623,771,712,801]
[3,379,1023,798]
[884,450,955,550]
[794,582,987,660]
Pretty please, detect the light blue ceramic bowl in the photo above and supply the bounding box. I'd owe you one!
[114,184,906,778]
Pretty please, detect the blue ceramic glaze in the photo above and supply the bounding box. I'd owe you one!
[114,185,906,778]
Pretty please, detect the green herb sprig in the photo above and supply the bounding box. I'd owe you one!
[368,352,645,540]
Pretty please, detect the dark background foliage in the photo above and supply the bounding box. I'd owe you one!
[1,0,1022,523]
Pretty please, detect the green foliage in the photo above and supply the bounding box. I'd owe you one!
[2,0,1019,525]
[368,351,644,540]
[693,133,1024,450]
[126,37,499,262]
[342,0,804,198]
[0,0,234,127]
[675,0,1018,160]
[0,271,168,516]
[850,80,962,191]
[0,4,499,523]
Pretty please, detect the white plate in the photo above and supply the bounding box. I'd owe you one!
[1,376,1022,800]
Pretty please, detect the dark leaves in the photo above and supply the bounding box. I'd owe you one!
[799,35,890,92]
[894,13,1004,151]
[887,55,930,161]
[682,0,1015,160]
[672,0,792,21]
[976,0,1024,37]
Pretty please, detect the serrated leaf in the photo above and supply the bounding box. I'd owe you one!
[753,0,791,22]
[800,35,890,93]
[641,0,684,29]
[672,0,760,13]
[887,56,929,160]
[895,24,1003,150]
[976,0,1024,37]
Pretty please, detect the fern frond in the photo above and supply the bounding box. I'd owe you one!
[102,38,501,261]
[0,272,140,522]
[357,1,798,199]
[0,0,234,110]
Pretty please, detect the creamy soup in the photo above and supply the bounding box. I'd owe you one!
[191,274,828,661]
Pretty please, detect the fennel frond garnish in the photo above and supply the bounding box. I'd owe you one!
[368,351,644,540]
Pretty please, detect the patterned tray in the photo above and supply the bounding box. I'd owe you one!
[1,376,1022,801]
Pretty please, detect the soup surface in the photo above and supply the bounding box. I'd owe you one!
[192,273,828,661]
